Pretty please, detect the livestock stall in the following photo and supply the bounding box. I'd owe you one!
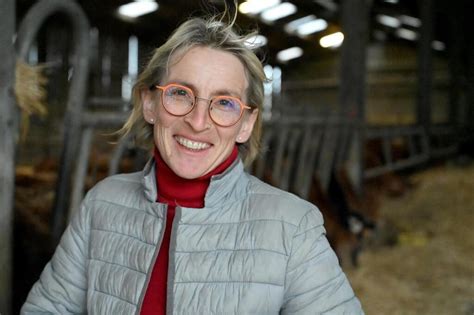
[1,0,473,314]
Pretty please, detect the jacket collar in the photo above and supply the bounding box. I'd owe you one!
[141,156,247,209]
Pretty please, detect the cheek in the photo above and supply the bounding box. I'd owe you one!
[153,124,175,159]
[217,125,242,144]
[153,113,176,147]
[155,106,179,129]
[154,119,173,141]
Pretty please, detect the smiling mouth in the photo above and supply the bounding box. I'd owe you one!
[175,136,211,151]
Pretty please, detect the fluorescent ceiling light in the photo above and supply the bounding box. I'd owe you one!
[244,35,268,48]
[272,66,282,94]
[297,18,327,36]
[432,40,445,51]
[320,32,344,48]
[118,0,158,19]
[239,0,280,15]
[128,36,138,76]
[276,46,303,62]
[264,64,274,80]
[399,15,421,27]
[261,2,297,22]
[396,28,418,41]
[285,15,316,34]
[384,0,398,3]
[376,14,401,28]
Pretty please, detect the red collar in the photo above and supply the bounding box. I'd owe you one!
[154,146,238,208]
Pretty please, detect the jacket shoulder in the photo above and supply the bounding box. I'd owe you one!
[80,171,157,216]
[246,175,324,228]
[85,171,144,202]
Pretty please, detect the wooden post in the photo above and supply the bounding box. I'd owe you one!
[446,0,463,127]
[339,0,370,194]
[445,0,473,137]
[0,0,16,313]
[466,2,474,130]
[417,0,434,137]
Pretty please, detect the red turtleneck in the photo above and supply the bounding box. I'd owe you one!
[140,146,238,314]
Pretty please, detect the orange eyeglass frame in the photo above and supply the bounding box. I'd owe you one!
[149,83,252,127]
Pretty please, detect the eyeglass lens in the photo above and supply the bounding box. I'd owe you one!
[162,85,243,126]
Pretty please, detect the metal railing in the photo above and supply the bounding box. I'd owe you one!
[66,109,460,218]
[16,0,90,243]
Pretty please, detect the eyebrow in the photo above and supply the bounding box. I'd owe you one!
[166,80,243,99]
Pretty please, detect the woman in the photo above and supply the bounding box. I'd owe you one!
[22,15,363,314]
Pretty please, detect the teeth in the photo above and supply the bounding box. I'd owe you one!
[175,136,210,150]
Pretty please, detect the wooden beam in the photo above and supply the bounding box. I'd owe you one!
[0,0,16,313]
[417,0,434,133]
[339,0,370,121]
[466,1,474,129]
[339,0,370,194]
[446,0,464,126]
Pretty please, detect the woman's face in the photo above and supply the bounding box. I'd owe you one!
[142,46,258,179]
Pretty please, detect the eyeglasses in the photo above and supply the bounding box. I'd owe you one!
[149,83,252,127]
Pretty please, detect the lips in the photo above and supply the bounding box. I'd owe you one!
[174,136,211,151]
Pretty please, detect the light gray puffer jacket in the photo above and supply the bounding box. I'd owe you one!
[22,158,363,314]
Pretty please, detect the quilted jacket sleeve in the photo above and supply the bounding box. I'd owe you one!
[21,198,91,314]
[281,207,364,314]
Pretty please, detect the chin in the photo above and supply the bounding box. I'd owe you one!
[172,165,207,180]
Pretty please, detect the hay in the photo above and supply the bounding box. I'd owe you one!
[14,60,48,141]
[346,163,474,315]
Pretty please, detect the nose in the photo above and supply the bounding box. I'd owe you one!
[183,97,212,131]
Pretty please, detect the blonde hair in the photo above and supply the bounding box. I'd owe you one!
[118,15,266,166]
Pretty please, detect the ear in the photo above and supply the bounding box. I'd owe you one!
[141,89,156,123]
[236,109,258,143]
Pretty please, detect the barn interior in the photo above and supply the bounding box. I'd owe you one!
[1,0,473,314]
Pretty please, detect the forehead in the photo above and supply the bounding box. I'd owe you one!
[165,46,249,95]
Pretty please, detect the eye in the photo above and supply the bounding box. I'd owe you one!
[166,86,191,98]
[213,97,240,112]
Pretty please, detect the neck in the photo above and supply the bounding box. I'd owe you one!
[154,146,238,208]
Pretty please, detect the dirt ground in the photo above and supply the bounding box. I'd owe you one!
[345,162,474,315]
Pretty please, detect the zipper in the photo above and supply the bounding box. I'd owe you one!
[166,206,182,315]
[135,204,167,315]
